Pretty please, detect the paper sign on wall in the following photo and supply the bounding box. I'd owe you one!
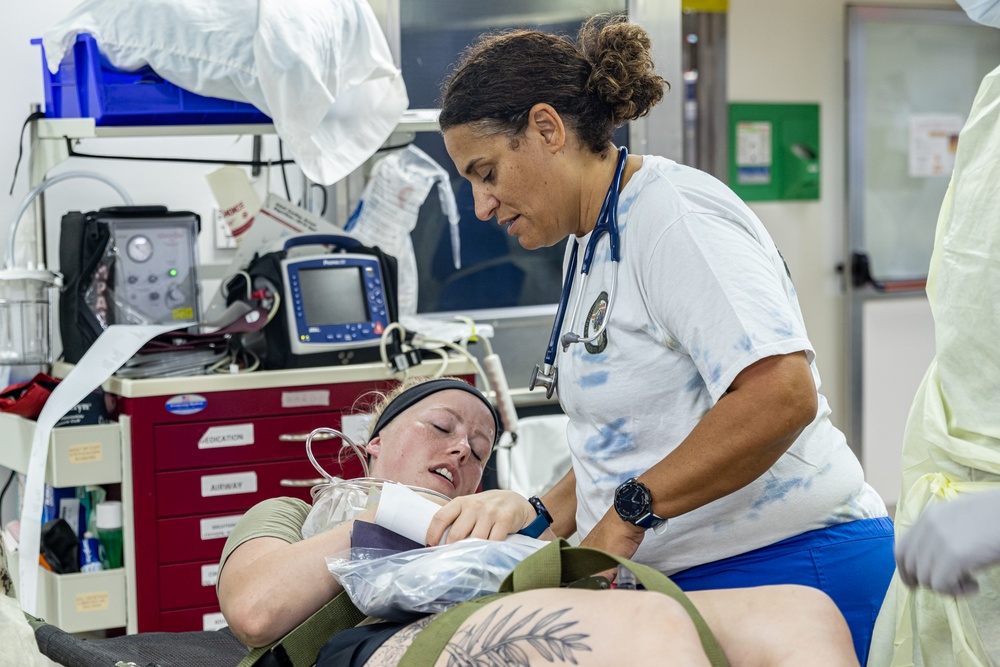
[736,121,773,185]
[909,114,964,177]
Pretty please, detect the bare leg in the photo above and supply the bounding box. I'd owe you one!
[365,588,712,667]
[687,585,859,667]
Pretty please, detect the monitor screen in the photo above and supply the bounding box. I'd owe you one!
[297,266,370,326]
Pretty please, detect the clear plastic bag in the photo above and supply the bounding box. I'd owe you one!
[301,476,378,539]
[300,428,451,540]
[326,536,545,622]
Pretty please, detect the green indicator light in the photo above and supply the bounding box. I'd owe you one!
[168,269,178,277]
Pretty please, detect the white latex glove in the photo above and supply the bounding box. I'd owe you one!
[957,0,1000,27]
[896,487,1000,595]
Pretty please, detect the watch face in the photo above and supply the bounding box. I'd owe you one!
[614,480,650,522]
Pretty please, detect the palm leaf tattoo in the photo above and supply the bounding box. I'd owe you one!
[444,605,592,666]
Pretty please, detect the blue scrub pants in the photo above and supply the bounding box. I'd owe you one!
[669,517,895,666]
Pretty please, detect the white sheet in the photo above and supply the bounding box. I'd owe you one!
[43,0,408,186]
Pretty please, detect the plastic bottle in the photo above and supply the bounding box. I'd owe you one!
[79,532,104,573]
[96,500,124,569]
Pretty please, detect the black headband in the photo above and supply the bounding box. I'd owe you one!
[369,378,501,447]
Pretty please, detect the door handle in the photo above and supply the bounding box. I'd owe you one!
[279,477,326,487]
[278,432,338,442]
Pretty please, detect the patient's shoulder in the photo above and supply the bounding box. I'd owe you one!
[220,497,311,573]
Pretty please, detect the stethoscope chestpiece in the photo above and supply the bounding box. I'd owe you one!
[529,363,557,400]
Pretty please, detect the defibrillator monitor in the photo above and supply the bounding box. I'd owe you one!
[281,254,390,355]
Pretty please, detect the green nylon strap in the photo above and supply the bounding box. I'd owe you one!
[512,541,729,666]
[22,611,46,633]
[236,591,367,667]
[398,539,730,667]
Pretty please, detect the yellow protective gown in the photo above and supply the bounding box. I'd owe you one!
[868,64,1000,667]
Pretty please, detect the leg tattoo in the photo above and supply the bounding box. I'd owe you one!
[444,605,592,666]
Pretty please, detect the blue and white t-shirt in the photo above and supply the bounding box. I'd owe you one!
[558,156,886,575]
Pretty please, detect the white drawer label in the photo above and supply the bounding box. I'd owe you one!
[198,424,255,449]
[68,442,103,464]
[201,563,220,587]
[76,591,110,612]
[201,471,257,497]
[203,612,229,631]
[200,514,243,541]
[281,390,330,408]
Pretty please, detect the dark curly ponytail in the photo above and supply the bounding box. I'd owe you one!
[439,14,668,155]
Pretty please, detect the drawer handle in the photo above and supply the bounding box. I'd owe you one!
[280,477,326,487]
[279,432,338,442]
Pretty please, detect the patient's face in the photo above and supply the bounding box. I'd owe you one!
[365,389,495,498]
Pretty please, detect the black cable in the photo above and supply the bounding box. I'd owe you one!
[63,137,295,167]
[310,183,328,216]
[0,469,15,526]
[278,139,292,201]
[9,110,47,195]
[375,139,415,154]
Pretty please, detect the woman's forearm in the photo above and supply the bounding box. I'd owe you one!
[219,520,356,646]
[642,351,817,519]
[581,353,817,559]
[542,467,578,538]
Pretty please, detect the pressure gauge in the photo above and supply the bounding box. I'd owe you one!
[126,235,153,263]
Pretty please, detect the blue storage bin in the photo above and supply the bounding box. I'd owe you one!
[33,34,271,126]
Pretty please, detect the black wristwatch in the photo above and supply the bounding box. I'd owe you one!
[613,478,666,530]
[518,496,553,538]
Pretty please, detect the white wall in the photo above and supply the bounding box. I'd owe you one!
[727,0,953,436]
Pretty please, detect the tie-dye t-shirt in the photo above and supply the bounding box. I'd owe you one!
[558,156,886,575]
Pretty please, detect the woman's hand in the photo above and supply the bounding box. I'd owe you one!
[425,490,536,546]
[580,507,646,563]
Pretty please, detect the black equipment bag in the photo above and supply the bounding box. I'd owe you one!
[58,209,113,364]
[224,234,403,370]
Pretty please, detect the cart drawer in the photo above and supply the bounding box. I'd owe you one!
[153,412,346,471]
[158,560,222,610]
[0,413,121,486]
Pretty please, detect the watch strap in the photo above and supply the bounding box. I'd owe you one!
[634,512,666,530]
[518,496,553,538]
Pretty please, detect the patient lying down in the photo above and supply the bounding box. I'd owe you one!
[217,377,858,666]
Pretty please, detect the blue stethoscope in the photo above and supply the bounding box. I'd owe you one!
[529,145,628,399]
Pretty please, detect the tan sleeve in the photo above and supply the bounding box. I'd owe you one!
[217,497,311,582]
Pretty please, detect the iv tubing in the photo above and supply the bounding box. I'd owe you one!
[6,170,134,270]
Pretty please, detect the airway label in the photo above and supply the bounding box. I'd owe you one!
[198,424,254,449]
[201,472,258,497]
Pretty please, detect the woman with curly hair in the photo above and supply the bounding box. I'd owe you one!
[439,15,893,665]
